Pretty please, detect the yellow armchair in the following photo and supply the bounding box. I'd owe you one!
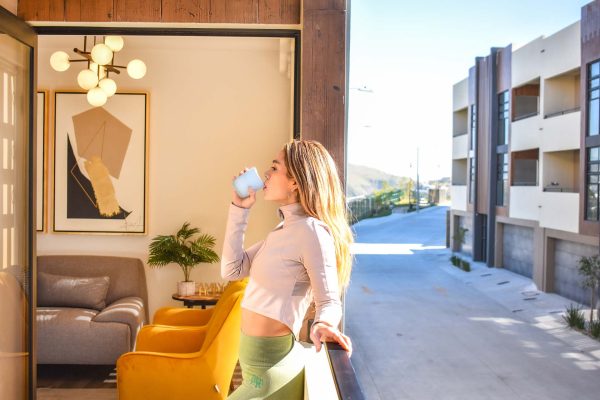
[152,279,247,327]
[135,288,244,354]
[117,291,244,400]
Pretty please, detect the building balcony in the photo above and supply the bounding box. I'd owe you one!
[542,110,580,152]
[451,185,467,212]
[539,191,579,233]
[452,134,469,160]
[511,114,542,151]
[509,186,540,221]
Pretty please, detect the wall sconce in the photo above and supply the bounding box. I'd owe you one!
[50,36,146,107]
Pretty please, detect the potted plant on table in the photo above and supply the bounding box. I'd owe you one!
[148,222,220,296]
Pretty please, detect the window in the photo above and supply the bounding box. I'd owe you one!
[588,60,600,137]
[469,104,477,151]
[468,157,475,203]
[586,146,600,221]
[498,91,510,145]
[496,153,508,206]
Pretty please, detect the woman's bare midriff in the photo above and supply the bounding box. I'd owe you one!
[241,308,292,337]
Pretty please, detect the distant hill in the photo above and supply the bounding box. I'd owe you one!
[347,164,410,197]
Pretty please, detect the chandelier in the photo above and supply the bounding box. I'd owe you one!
[50,36,146,107]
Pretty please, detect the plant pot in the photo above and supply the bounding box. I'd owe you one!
[177,281,195,296]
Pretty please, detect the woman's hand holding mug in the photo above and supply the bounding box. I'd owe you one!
[232,167,263,209]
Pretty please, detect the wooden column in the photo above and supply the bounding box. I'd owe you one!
[301,0,347,187]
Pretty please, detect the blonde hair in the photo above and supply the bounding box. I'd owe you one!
[282,139,354,291]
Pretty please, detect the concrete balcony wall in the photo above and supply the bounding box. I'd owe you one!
[453,78,468,111]
[540,192,579,233]
[511,115,542,151]
[542,149,579,191]
[452,134,468,160]
[453,108,468,136]
[543,72,580,118]
[541,21,581,79]
[512,36,543,87]
[509,186,541,221]
[451,185,467,212]
[541,111,580,152]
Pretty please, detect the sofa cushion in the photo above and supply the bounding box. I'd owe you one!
[37,307,130,364]
[93,296,145,349]
[38,272,110,310]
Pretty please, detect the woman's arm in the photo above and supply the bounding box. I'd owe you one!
[301,220,343,332]
[302,220,352,354]
[220,203,264,280]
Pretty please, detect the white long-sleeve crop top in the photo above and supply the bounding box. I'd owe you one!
[220,202,342,338]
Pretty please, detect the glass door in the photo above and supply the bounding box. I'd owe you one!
[0,6,37,400]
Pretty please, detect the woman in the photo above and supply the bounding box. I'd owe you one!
[221,139,354,399]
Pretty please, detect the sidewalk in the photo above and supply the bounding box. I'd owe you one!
[346,206,600,400]
[442,254,600,363]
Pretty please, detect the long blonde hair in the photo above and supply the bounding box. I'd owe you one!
[282,140,354,291]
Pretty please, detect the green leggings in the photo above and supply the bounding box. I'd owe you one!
[227,332,305,400]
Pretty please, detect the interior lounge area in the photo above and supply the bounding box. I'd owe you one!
[0,1,361,399]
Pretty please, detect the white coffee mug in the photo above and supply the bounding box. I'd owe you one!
[233,167,264,198]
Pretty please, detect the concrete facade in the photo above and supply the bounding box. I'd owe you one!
[450,1,600,308]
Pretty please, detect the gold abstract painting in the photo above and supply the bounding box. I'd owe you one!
[53,91,148,234]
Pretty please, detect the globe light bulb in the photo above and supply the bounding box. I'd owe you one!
[127,59,146,79]
[89,62,107,80]
[77,69,99,90]
[99,78,117,97]
[50,51,70,72]
[87,87,107,107]
[91,43,113,66]
[104,36,124,52]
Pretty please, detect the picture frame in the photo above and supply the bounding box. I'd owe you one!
[53,91,149,234]
[36,90,48,232]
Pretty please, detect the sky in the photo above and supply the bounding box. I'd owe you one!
[348,0,590,182]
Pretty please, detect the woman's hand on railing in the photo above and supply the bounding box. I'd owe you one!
[310,322,353,357]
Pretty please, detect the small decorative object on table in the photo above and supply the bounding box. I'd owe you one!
[147,222,220,296]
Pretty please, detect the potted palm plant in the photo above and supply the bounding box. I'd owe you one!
[148,222,220,296]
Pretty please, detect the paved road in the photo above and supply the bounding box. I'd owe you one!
[345,206,600,400]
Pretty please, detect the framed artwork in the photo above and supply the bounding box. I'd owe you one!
[36,91,48,232]
[53,91,149,234]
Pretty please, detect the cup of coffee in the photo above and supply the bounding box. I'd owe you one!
[233,167,264,198]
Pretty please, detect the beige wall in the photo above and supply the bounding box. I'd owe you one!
[542,21,580,79]
[36,35,295,316]
[542,150,579,190]
[452,78,468,111]
[512,36,543,87]
[543,72,580,116]
[452,134,468,160]
[0,0,17,14]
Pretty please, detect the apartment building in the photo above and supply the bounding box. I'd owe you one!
[450,0,600,306]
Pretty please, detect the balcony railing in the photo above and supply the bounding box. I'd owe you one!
[304,341,366,399]
[513,111,539,122]
[326,342,366,399]
[544,106,580,119]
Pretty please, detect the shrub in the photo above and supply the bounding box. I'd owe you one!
[590,319,600,339]
[577,255,600,326]
[563,304,586,330]
[461,260,471,272]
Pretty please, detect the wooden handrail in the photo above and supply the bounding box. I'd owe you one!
[325,342,366,400]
